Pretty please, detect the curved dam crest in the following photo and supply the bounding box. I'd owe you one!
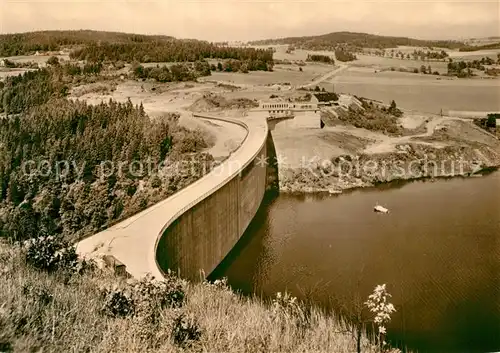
[155,115,269,281]
[76,112,269,280]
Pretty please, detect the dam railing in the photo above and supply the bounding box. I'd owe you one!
[77,112,269,280]
[150,113,268,280]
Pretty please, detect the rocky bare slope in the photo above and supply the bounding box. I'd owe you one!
[277,117,500,193]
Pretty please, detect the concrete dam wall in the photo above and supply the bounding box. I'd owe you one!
[154,113,269,281]
[155,142,267,281]
[77,113,269,281]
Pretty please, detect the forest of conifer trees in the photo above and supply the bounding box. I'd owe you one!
[0,58,213,242]
[0,30,278,242]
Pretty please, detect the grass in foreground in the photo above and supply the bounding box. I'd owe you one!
[0,241,401,353]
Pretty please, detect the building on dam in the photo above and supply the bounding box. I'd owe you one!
[256,98,322,129]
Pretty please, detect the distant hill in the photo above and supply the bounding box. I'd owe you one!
[459,42,500,52]
[0,30,176,56]
[0,30,273,72]
[249,31,465,50]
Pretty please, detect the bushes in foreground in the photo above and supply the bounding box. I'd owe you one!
[0,241,403,353]
[23,235,78,272]
[1,241,201,351]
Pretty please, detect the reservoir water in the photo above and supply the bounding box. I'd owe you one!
[212,172,500,353]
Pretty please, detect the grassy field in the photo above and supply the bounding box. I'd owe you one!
[448,49,500,61]
[352,54,450,74]
[250,44,338,62]
[0,54,68,80]
[206,64,332,87]
[0,242,392,353]
[0,68,34,80]
[464,37,500,46]
[1,54,70,65]
[266,44,500,72]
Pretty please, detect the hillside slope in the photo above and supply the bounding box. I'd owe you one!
[250,31,465,50]
[0,30,176,56]
[0,242,395,353]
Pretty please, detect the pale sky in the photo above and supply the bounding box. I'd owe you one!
[1,0,499,42]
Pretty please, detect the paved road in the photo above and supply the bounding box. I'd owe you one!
[299,64,348,89]
[76,112,269,280]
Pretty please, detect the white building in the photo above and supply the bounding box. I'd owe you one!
[260,101,318,110]
[256,100,321,128]
[258,101,318,115]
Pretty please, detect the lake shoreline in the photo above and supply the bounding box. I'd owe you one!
[280,165,499,196]
[278,140,500,194]
[216,166,500,353]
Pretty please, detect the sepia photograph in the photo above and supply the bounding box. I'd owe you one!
[0,1,499,352]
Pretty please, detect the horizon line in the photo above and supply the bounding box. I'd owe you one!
[1,28,497,44]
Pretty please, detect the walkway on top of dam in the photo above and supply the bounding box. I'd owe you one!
[76,112,269,280]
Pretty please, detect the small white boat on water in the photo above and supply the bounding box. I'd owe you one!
[328,188,342,195]
[374,204,389,213]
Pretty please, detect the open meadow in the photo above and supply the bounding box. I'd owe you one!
[250,44,338,62]
[0,54,71,80]
[352,54,450,74]
[260,44,500,75]
[203,63,332,87]
[448,49,500,61]
[0,68,34,79]
[2,54,70,65]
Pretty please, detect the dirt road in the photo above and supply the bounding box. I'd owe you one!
[365,116,460,154]
[178,110,247,161]
[299,64,347,89]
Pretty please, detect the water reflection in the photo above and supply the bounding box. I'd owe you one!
[212,173,500,353]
